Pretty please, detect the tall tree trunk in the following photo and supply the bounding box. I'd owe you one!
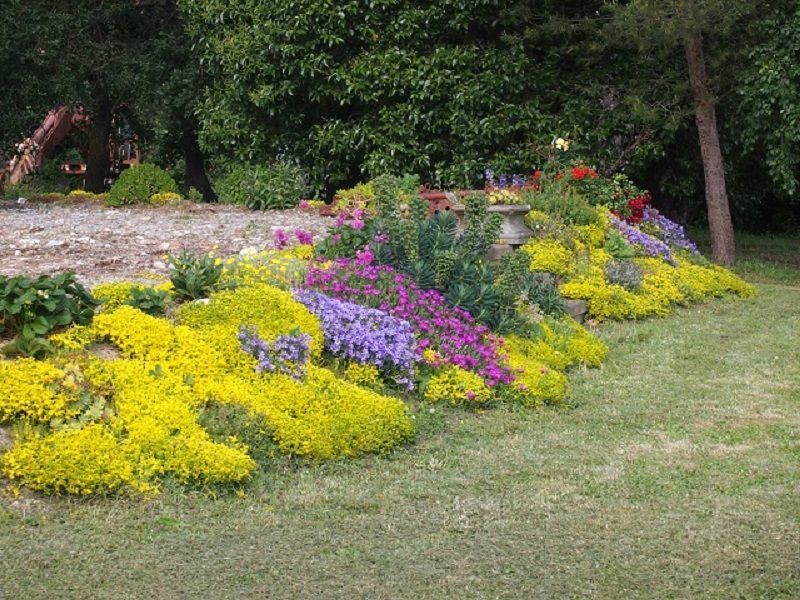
[684,33,735,265]
[181,121,216,201]
[84,97,112,193]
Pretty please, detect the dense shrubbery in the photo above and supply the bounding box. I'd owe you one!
[215,162,306,210]
[106,164,180,206]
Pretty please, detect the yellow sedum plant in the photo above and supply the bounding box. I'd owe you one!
[2,424,138,495]
[522,239,577,277]
[424,366,493,406]
[0,359,74,423]
[1,287,416,495]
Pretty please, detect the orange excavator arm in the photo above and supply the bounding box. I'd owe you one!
[2,104,77,187]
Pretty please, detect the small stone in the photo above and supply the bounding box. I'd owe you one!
[152,260,167,270]
[46,239,66,248]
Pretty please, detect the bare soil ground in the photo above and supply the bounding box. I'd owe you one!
[0,199,332,284]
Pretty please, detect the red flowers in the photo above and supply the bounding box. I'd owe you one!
[626,193,652,224]
[570,166,598,181]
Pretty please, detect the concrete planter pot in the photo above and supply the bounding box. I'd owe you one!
[487,204,533,246]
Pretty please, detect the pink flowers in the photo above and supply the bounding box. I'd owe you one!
[355,247,374,266]
[295,228,314,245]
[275,228,314,249]
[273,228,289,249]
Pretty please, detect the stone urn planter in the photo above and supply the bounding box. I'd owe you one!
[487,204,533,246]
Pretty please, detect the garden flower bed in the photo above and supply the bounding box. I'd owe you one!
[0,168,754,497]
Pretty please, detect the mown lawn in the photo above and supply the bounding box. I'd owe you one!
[1,235,798,599]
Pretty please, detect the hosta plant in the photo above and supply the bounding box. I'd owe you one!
[0,273,97,356]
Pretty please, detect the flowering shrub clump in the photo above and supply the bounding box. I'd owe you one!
[521,239,577,278]
[293,289,416,389]
[220,248,309,290]
[519,207,753,321]
[423,366,493,406]
[238,325,311,380]
[304,259,513,386]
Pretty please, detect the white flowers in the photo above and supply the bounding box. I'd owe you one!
[553,136,570,152]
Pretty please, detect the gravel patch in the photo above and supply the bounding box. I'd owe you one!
[0,200,332,285]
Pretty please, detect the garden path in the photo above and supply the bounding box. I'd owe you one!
[0,201,332,284]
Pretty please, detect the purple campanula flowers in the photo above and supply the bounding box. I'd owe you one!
[611,215,674,264]
[292,289,417,390]
[641,209,699,255]
[238,325,311,380]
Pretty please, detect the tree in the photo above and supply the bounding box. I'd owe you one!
[601,1,766,264]
[0,1,215,197]
[179,0,557,192]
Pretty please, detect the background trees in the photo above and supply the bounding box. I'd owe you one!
[1,1,797,241]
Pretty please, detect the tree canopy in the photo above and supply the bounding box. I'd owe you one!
[1,0,797,231]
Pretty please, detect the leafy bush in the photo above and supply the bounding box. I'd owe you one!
[216,162,305,210]
[168,251,223,300]
[107,164,179,206]
[522,182,600,226]
[0,273,97,356]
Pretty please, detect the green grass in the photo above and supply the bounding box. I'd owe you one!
[693,229,800,285]
[1,239,799,598]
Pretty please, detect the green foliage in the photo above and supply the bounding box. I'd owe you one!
[186,187,204,203]
[523,182,600,227]
[216,162,306,210]
[179,0,549,189]
[127,287,169,316]
[168,251,223,301]
[605,231,637,259]
[521,274,567,318]
[735,4,800,200]
[107,164,180,206]
[0,273,97,357]
[604,259,643,292]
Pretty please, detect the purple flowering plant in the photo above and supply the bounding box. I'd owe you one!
[641,209,699,255]
[294,228,315,245]
[238,325,311,380]
[273,228,290,250]
[611,215,675,264]
[304,258,514,386]
[293,289,417,390]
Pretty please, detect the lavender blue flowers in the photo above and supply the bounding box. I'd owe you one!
[292,289,417,390]
[238,325,311,380]
[611,215,674,264]
[641,209,700,255]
